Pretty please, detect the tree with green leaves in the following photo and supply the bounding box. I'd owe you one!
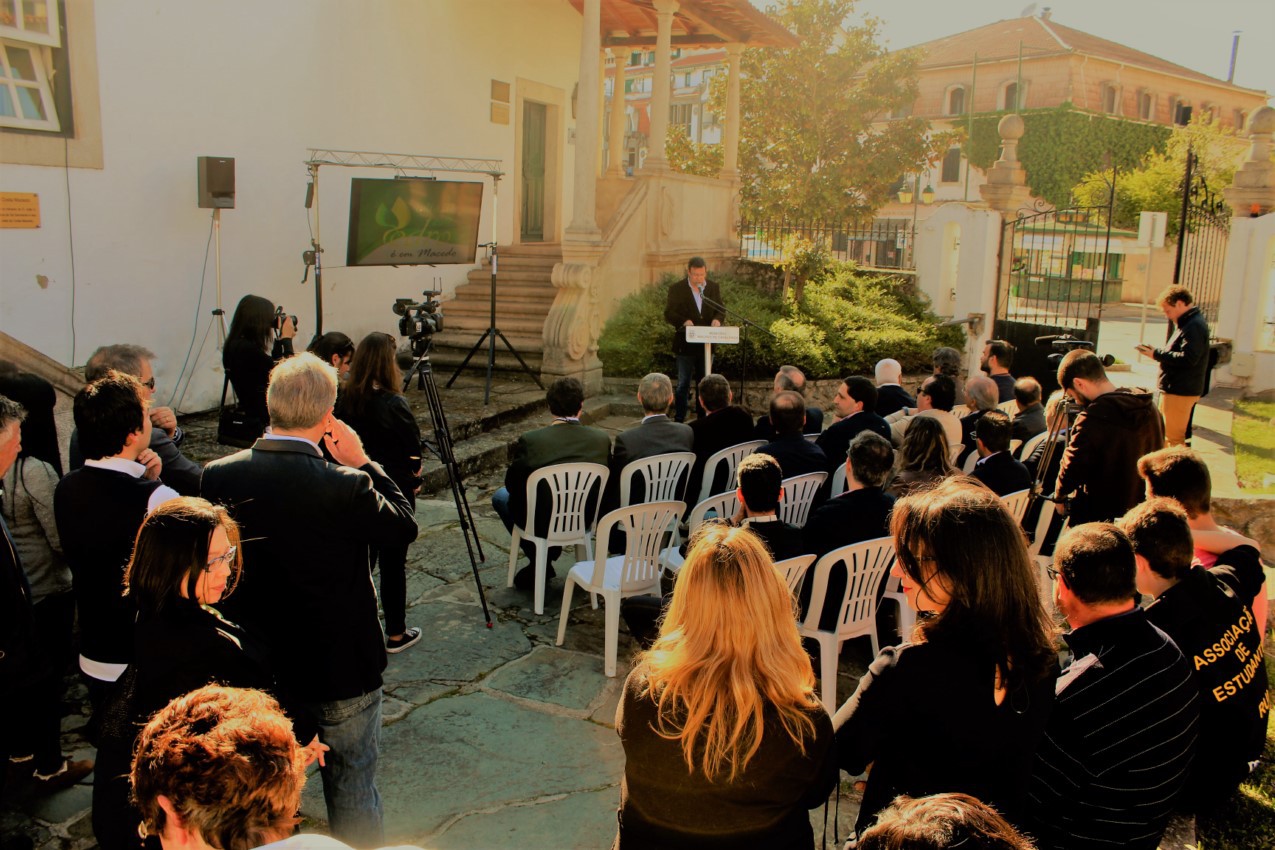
[710,0,950,221]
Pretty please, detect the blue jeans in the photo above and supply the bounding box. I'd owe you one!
[674,353,702,422]
[306,688,384,847]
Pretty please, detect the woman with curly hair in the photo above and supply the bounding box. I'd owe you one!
[834,479,1057,836]
[614,523,836,849]
[887,415,956,498]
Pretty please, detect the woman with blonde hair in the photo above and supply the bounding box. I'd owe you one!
[614,523,836,849]
[887,415,956,498]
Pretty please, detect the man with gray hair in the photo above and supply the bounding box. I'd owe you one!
[755,365,824,439]
[604,372,693,514]
[958,374,1000,465]
[201,353,418,848]
[873,358,914,417]
[69,343,202,495]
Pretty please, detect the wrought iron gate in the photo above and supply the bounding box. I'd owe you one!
[994,202,1119,392]
[1173,158,1231,328]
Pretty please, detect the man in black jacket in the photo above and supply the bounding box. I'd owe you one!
[1010,377,1047,443]
[754,365,824,439]
[686,373,754,504]
[202,354,418,849]
[756,391,827,479]
[664,256,723,422]
[1136,286,1209,447]
[816,376,890,477]
[970,411,1032,497]
[873,359,914,418]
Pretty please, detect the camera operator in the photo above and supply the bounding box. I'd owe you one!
[1054,350,1164,525]
[223,294,297,433]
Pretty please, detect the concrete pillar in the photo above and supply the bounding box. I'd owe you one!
[567,0,602,237]
[598,51,607,177]
[1222,106,1275,218]
[607,50,628,177]
[643,0,679,172]
[720,43,744,179]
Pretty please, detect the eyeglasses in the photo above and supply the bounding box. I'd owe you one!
[1046,567,1061,581]
[140,378,156,390]
[208,546,237,570]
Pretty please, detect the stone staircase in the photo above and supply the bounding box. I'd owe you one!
[429,243,562,377]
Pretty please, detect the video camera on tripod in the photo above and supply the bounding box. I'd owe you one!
[392,290,445,339]
[1035,334,1115,370]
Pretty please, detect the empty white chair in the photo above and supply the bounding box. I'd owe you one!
[1001,488,1032,524]
[830,463,847,497]
[660,491,739,575]
[506,462,608,616]
[779,471,827,527]
[1016,431,1048,461]
[696,440,765,504]
[556,501,685,677]
[799,537,897,712]
[618,451,695,507]
[775,554,817,596]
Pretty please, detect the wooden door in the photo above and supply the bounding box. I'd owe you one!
[520,101,546,242]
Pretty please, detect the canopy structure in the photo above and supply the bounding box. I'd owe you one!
[569,0,798,48]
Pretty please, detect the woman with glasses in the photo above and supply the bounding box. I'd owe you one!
[615,523,836,848]
[334,332,423,653]
[886,415,956,498]
[91,498,281,850]
[834,479,1057,837]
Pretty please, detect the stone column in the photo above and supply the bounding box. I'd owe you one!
[1222,106,1275,218]
[720,43,744,179]
[598,51,608,176]
[642,0,679,172]
[567,0,602,237]
[606,50,628,177]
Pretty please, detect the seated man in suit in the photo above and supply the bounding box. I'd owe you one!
[1011,377,1047,443]
[799,430,897,632]
[981,339,1018,403]
[687,373,755,504]
[754,365,824,439]
[884,374,962,450]
[970,411,1032,497]
[873,359,914,418]
[492,377,611,590]
[756,391,827,479]
[957,374,1000,465]
[605,373,694,508]
[816,376,890,477]
[729,452,805,561]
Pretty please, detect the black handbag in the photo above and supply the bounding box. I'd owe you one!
[216,374,264,449]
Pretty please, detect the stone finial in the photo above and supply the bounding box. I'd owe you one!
[979,113,1033,213]
[1224,105,1275,217]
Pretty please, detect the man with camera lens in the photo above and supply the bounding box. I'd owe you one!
[1054,350,1164,525]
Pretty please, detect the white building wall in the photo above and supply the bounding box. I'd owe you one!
[0,0,583,410]
[913,203,1002,371]
[1214,213,1275,394]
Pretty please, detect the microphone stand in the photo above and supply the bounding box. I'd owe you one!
[699,293,774,407]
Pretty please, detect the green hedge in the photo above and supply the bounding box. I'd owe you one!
[598,264,965,380]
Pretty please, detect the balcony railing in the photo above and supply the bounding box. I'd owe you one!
[738,218,915,270]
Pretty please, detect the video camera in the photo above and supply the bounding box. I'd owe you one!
[273,306,298,334]
[393,291,444,338]
[1035,334,1115,370]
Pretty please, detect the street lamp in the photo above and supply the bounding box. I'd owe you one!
[898,173,934,265]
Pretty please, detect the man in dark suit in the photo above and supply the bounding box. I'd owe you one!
[664,256,724,422]
[800,431,896,630]
[873,358,915,418]
[201,354,418,849]
[970,411,1032,497]
[492,377,612,590]
[754,365,824,439]
[981,339,1018,403]
[816,376,890,476]
[687,373,754,504]
[731,453,804,561]
[756,391,827,479]
[605,373,694,511]
[1011,377,1047,443]
[958,374,1000,465]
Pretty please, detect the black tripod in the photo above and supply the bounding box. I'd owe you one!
[446,242,543,403]
[403,334,493,628]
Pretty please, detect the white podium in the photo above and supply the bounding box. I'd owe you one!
[686,325,740,374]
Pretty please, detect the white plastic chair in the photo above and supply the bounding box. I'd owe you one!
[556,500,685,677]
[1026,498,1058,563]
[506,462,608,615]
[947,442,964,465]
[1001,488,1032,524]
[962,450,980,474]
[618,451,695,507]
[1009,439,1023,456]
[660,491,739,575]
[779,471,827,527]
[799,538,896,712]
[880,571,916,647]
[830,463,848,497]
[696,440,764,504]
[804,433,820,443]
[1017,431,1048,461]
[775,554,817,596]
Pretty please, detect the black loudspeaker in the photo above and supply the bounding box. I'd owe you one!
[197,156,235,209]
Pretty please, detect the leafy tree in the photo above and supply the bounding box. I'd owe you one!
[712,0,951,221]
[666,125,724,177]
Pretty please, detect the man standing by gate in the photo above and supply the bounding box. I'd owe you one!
[1136,286,1209,447]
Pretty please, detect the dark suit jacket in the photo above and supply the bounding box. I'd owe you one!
[1011,403,1047,444]
[756,434,828,480]
[505,421,612,532]
[815,411,891,475]
[741,517,806,562]
[875,385,915,419]
[755,407,824,440]
[958,409,990,465]
[990,373,1017,404]
[664,278,724,356]
[606,415,694,509]
[201,438,417,705]
[687,405,755,502]
[971,451,1032,497]
[802,487,895,559]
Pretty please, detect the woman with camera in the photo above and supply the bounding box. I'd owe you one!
[615,523,836,849]
[335,332,422,653]
[833,478,1057,836]
[223,294,296,436]
[91,497,308,850]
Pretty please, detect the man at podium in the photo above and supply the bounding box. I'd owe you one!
[664,256,724,422]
